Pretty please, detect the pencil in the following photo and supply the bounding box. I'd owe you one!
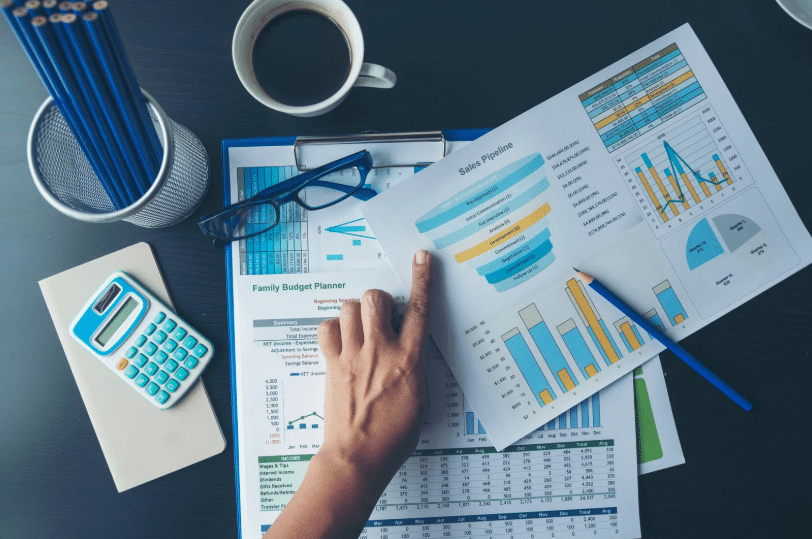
[93,1,163,173]
[82,10,153,194]
[60,12,141,204]
[574,268,753,411]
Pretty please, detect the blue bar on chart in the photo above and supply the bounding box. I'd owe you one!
[502,328,556,407]
[466,412,475,435]
[478,421,486,434]
[558,413,567,429]
[643,308,667,333]
[519,304,578,393]
[592,393,601,427]
[581,400,590,428]
[653,280,688,326]
[613,316,645,353]
[570,407,578,428]
[557,318,601,379]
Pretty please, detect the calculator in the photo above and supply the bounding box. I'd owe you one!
[69,271,214,410]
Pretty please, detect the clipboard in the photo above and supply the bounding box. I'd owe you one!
[221,129,487,536]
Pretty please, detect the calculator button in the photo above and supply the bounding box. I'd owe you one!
[155,351,168,365]
[193,344,208,358]
[115,358,128,371]
[155,370,169,384]
[175,367,189,381]
[162,319,177,333]
[135,335,147,347]
[144,342,158,356]
[173,327,187,341]
[145,382,159,395]
[125,347,138,359]
[154,330,167,344]
[145,362,158,376]
[165,379,180,393]
[173,348,187,361]
[145,323,157,336]
[163,339,178,352]
[154,312,166,324]
[135,374,149,387]
[155,390,170,404]
[124,365,138,379]
[183,336,198,350]
[165,359,179,373]
[134,354,148,368]
[184,356,199,370]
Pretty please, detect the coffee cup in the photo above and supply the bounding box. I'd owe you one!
[233,0,396,117]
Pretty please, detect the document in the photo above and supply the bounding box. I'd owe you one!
[362,24,812,449]
[231,269,641,539]
[225,143,644,537]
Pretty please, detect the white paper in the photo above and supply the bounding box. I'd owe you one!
[362,24,812,450]
[231,268,640,539]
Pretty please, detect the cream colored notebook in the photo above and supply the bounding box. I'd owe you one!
[39,242,225,492]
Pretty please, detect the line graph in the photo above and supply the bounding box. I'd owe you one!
[616,106,752,237]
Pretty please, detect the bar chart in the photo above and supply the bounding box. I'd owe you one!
[643,309,667,333]
[519,304,579,393]
[613,317,645,353]
[557,319,602,379]
[286,412,323,430]
[565,279,623,366]
[502,327,557,407]
[616,105,753,237]
[539,393,602,431]
[653,280,688,326]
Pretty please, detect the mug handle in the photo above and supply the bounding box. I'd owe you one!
[354,63,397,89]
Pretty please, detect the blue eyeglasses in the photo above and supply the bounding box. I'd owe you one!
[198,150,376,241]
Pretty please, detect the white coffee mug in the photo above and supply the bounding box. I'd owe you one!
[233,0,397,117]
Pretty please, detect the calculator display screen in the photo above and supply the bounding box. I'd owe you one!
[96,297,138,346]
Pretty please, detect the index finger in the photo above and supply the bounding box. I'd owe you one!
[399,249,432,350]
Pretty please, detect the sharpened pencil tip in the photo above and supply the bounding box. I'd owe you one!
[572,267,579,272]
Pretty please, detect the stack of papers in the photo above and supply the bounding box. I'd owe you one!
[225,24,811,539]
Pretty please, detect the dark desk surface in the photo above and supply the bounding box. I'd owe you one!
[2,1,811,537]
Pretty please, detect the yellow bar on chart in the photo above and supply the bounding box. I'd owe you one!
[674,313,685,324]
[620,322,642,351]
[539,389,554,405]
[665,170,691,210]
[637,169,667,223]
[566,279,620,364]
[557,369,576,392]
[585,364,598,378]
[454,203,551,263]
[689,171,713,198]
[715,157,733,185]
[649,166,679,216]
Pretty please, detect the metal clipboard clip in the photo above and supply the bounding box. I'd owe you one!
[293,131,446,171]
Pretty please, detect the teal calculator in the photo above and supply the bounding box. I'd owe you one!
[69,271,214,410]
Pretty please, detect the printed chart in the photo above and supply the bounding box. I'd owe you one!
[465,272,691,433]
[615,106,753,237]
[235,165,416,275]
[415,153,555,292]
[580,43,706,152]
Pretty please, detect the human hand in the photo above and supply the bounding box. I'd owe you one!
[317,249,432,495]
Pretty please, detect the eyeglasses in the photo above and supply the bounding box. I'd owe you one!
[198,150,376,241]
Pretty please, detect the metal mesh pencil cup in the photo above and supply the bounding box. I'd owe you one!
[27,89,209,227]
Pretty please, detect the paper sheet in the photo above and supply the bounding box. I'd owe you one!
[362,24,812,449]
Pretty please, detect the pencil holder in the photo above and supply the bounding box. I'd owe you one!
[27,89,210,228]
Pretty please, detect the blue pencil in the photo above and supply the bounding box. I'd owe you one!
[574,268,753,411]
[33,14,127,208]
[82,9,154,194]
[93,1,163,176]
[59,12,141,205]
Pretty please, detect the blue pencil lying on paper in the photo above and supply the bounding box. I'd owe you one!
[1,0,162,209]
[574,268,753,411]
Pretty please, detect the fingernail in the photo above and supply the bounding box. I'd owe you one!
[415,249,428,265]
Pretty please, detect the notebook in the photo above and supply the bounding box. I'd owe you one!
[39,242,225,492]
